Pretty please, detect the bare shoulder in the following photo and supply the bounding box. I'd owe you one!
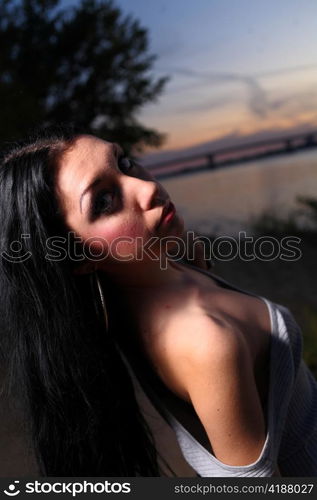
[153,312,268,467]
[151,311,249,401]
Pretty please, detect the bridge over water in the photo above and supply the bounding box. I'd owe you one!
[148,131,317,179]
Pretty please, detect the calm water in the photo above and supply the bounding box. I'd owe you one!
[160,149,317,236]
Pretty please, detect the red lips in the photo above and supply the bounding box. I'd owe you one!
[157,201,176,228]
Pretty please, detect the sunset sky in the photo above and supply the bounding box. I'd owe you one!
[115,0,317,154]
[63,0,317,155]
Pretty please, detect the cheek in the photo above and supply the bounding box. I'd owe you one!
[82,218,148,258]
[96,218,147,240]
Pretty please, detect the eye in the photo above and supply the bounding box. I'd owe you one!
[92,190,114,217]
[118,155,135,172]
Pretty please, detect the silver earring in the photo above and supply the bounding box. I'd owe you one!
[94,271,109,332]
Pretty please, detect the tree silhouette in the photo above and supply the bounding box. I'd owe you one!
[0,0,168,152]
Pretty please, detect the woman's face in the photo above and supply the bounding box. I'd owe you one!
[55,135,184,269]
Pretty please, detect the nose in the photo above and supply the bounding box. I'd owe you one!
[120,175,166,212]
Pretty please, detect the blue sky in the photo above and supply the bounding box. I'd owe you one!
[63,0,317,153]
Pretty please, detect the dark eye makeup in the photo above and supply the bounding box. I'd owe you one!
[90,156,136,218]
[92,190,114,217]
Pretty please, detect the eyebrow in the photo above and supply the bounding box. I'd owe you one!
[79,144,121,214]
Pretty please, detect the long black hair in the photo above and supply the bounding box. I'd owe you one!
[0,126,160,476]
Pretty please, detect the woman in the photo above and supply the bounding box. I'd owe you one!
[0,127,316,477]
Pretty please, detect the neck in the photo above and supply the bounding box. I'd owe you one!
[99,257,186,292]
